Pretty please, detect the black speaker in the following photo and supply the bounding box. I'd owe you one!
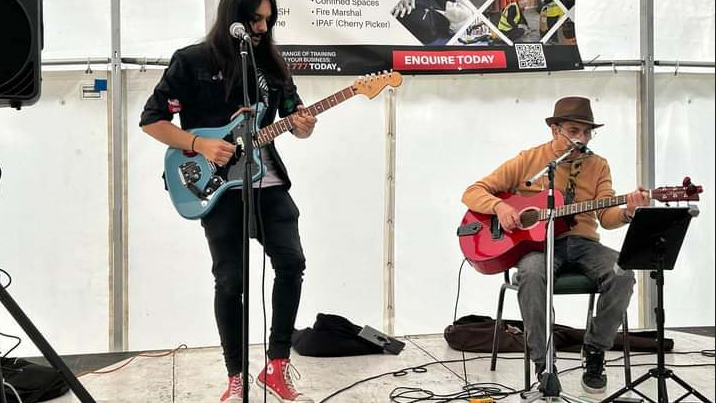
[0,0,43,109]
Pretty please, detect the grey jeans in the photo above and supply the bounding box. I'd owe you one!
[515,236,635,367]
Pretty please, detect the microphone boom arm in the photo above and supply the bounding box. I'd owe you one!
[525,145,578,187]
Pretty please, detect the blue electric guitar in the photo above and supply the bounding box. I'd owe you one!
[164,71,403,219]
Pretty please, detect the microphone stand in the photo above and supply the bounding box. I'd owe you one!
[237,38,256,403]
[522,145,588,403]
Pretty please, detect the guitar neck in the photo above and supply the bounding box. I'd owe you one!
[252,86,357,148]
[539,190,653,220]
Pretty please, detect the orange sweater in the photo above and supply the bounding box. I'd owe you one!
[462,139,627,241]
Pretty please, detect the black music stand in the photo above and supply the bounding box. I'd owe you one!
[602,206,711,403]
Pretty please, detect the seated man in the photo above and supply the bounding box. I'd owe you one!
[461,96,649,393]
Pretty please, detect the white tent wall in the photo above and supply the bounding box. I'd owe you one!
[654,1,716,62]
[576,0,639,61]
[0,0,714,357]
[41,1,111,59]
[655,74,716,327]
[0,72,111,357]
[121,0,207,58]
[126,70,219,352]
[281,76,387,336]
[576,0,716,63]
[42,0,207,61]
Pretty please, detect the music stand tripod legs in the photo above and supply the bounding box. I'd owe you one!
[601,206,711,403]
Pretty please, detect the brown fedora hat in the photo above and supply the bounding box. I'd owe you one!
[545,96,604,128]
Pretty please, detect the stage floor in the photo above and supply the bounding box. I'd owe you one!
[46,330,714,402]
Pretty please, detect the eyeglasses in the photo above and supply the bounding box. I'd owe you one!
[558,124,596,141]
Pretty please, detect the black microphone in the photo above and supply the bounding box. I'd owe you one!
[229,22,251,42]
[569,138,594,155]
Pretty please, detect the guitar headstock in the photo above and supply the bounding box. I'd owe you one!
[352,71,403,99]
[652,177,703,203]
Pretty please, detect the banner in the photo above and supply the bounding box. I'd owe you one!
[273,0,583,75]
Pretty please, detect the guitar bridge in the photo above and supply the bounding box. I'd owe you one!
[179,161,224,200]
[179,161,202,186]
[457,222,482,237]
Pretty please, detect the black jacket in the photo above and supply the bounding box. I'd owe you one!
[139,43,302,188]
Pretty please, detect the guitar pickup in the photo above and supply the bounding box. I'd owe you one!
[179,161,202,185]
[457,222,482,237]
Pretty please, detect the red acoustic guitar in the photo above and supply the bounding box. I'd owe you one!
[458,177,703,275]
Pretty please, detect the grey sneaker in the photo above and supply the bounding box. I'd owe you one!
[581,344,607,393]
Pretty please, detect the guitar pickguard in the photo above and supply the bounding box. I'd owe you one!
[225,145,263,182]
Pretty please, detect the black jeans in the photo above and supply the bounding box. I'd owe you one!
[201,186,306,376]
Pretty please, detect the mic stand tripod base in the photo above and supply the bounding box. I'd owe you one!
[520,372,592,403]
[520,144,591,403]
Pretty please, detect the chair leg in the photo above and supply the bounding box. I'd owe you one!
[622,312,632,384]
[585,293,596,336]
[491,283,509,371]
[524,338,531,390]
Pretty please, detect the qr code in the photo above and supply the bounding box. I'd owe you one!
[516,43,547,69]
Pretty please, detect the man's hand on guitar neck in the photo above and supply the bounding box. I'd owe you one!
[494,201,522,233]
[624,186,651,221]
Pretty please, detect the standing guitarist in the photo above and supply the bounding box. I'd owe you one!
[140,0,316,401]
[461,96,649,394]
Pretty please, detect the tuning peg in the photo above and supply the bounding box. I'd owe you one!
[686,183,701,196]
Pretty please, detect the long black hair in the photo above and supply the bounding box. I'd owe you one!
[205,0,290,96]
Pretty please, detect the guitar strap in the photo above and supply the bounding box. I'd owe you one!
[564,159,583,204]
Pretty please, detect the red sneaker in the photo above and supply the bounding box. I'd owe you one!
[219,373,246,402]
[257,358,313,402]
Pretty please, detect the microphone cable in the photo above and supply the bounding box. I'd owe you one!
[0,268,23,359]
[0,267,11,289]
